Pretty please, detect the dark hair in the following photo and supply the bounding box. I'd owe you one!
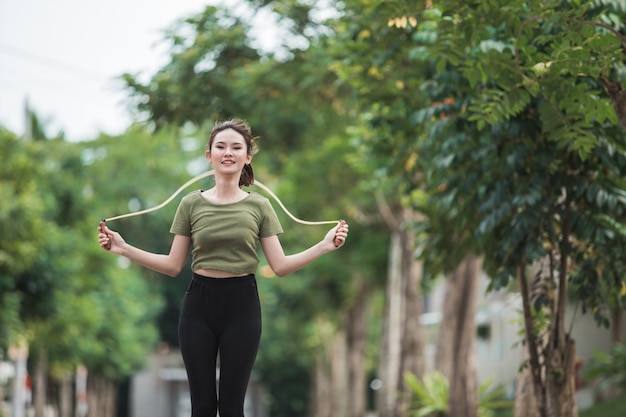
[208,118,258,187]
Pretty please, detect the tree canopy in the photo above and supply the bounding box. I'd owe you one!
[3,1,626,416]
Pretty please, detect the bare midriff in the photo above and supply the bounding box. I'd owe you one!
[194,268,250,278]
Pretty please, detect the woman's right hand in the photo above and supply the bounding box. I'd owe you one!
[98,222,126,255]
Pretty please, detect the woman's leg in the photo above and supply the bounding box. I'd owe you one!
[179,277,219,417]
[217,320,261,417]
[217,276,262,417]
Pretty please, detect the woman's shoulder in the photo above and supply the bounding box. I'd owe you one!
[179,189,203,205]
[246,191,271,204]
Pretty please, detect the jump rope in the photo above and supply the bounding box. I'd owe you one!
[99,170,345,248]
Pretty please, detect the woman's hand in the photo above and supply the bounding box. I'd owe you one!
[98,222,126,255]
[97,222,190,276]
[325,220,349,249]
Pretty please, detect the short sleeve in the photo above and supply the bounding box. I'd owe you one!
[259,199,284,237]
[170,197,192,236]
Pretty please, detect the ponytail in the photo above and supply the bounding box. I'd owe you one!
[240,163,255,187]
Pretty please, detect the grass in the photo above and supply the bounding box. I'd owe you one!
[580,395,626,417]
[491,394,626,417]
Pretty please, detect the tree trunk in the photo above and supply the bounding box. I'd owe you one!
[513,346,539,417]
[435,255,482,417]
[330,330,349,417]
[545,336,578,417]
[310,325,348,417]
[375,195,425,417]
[346,275,371,417]
[542,210,578,417]
[310,354,332,417]
[376,231,405,417]
[33,347,47,417]
[104,379,116,417]
[515,237,579,417]
[518,259,548,417]
[513,343,581,417]
[310,274,371,417]
[398,227,425,417]
[58,372,73,417]
[86,375,117,417]
[87,375,98,417]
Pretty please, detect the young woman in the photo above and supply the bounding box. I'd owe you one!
[97,118,349,417]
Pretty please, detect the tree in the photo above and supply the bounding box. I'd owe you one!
[407,1,626,416]
[123,6,261,129]
[432,256,483,417]
[0,129,48,345]
[271,134,388,417]
[326,1,445,414]
[51,131,171,417]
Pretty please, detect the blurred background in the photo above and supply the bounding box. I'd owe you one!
[2,1,626,417]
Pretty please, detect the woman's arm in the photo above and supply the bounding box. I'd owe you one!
[98,224,191,277]
[260,221,348,277]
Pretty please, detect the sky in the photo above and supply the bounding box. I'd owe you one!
[0,0,219,141]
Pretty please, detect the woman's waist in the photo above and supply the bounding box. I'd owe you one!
[194,268,251,279]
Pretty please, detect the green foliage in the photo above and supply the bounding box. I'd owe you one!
[0,123,185,385]
[251,133,387,417]
[405,0,626,297]
[404,371,448,417]
[123,6,261,127]
[0,129,46,278]
[84,125,198,348]
[410,0,625,158]
[254,276,317,416]
[404,371,514,417]
[364,1,626,415]
[0,129,49,343]
[579,394,626,417]
[123,3,349,166]
[585,343,626,393]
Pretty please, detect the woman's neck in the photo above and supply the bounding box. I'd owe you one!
[203,181,247,204]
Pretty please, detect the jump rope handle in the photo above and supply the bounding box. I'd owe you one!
[99,219,112,250]
[334,219,346,247]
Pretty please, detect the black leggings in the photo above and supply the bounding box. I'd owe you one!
[178,273,262,417]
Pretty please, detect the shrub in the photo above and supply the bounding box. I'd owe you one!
[585,343,626,393]
[404,371,513,417]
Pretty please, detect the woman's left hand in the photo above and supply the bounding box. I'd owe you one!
[324,220,349,249]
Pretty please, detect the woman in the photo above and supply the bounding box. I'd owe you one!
[97,118,349,417]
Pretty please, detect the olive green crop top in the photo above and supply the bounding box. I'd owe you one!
[170,190,284,274]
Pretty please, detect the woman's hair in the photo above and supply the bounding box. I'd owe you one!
[208,118,258,187]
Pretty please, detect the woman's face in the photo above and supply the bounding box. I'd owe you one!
[206,128,252,173]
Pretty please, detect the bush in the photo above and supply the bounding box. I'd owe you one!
[404,371,513,417]
[585,343,626,393]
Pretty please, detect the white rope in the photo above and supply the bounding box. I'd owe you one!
[104,170,339,225]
